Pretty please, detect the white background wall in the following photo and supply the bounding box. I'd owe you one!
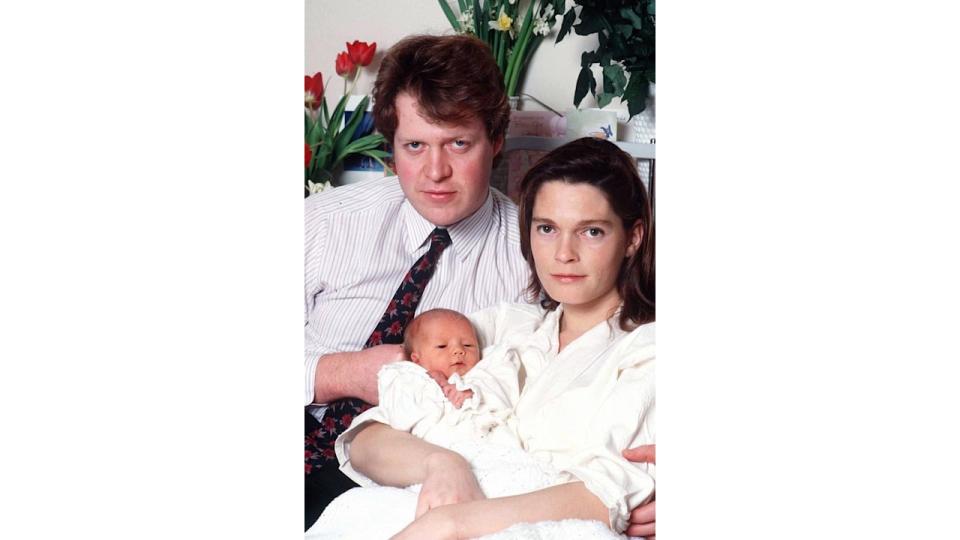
[305,0,611,114]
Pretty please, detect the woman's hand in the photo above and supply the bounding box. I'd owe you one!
[415,452,485,518]
[390,505,458,540]
[623,444,656,539]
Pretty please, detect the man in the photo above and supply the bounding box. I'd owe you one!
[304,34,655,537]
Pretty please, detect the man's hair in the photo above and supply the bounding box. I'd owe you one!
[402,308,474,358]
[372,34,510,147]
[518,137,656,329]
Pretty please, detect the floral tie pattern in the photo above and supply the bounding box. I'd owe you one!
[305,228,452,474]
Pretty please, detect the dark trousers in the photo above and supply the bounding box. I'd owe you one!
[305,410,360,531]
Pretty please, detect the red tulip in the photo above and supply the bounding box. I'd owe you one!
[335,51,356,77]
[345,40,376,67]
[304,72,323,110]
[305,143,313,168]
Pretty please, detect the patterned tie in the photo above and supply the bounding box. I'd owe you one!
[305,227,453,470]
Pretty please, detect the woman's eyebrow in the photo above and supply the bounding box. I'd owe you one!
[532,217,614,226]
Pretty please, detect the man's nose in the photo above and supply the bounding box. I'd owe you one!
[425,149,452,181]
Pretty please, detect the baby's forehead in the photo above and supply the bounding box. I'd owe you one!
[413,311,474,334]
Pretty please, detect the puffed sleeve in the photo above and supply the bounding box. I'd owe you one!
[467,302,544,350]
[557,324,656,533]
[335,362,449,485]
[461,348,523,415]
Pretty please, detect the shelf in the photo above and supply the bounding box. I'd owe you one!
[504,136,655,160]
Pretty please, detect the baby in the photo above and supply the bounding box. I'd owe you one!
[363,308,522,449]
[317,309,602,539]
[403,308,483,408]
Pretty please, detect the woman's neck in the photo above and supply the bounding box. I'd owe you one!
[557,290,622,351]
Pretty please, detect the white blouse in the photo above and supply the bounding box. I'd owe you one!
[339,302,656,534]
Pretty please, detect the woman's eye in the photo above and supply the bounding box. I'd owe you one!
[584,227,604,238]
[536,224,554,234]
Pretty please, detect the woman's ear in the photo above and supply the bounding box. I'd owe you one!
[625,222,644,258]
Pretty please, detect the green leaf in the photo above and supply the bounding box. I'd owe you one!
[620,6,643,29]
[573,7,606,35]
[332,133,387,168]
[360,150,395,176]
[333,96,371,158]
[580,50,599,68]
[573,66,594,108]
[597,91,614,109]
[438,0,461,31]
[615,24,633,39]
[623,72,650,118]
[555,7,576,43]
[602,64,627,96]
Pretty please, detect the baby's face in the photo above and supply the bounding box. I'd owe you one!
[409,314,481,378]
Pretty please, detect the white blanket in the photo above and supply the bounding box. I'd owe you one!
[306,440,631,540]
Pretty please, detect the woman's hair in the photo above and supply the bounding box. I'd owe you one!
[372,34,510,147]
[518,137,655,329]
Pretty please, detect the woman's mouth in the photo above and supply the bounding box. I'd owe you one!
[551,274,586,283]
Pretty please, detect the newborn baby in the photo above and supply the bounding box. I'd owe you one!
[339,308,523,451]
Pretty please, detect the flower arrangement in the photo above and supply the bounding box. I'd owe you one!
[438,0,565,97]
[305,40,392,196]
[555,0,655,119]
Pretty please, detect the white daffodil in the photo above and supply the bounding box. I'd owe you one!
[458,8,474,34]
[532,4,557,36]
[307,180,333,195]
[489,7,513,34]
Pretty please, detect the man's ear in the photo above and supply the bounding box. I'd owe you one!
[492,135,504,156]
[626,222,644,258]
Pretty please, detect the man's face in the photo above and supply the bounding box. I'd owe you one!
[409,313,481,379]
[392,92,503,227]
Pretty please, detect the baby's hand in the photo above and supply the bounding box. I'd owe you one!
[426,370,474,409]
[443,386,474,409]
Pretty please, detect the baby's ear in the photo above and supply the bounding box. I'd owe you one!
[409,352,421,364]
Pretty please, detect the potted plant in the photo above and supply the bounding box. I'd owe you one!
[305,40,392,196]
[437,0,565,97]
[556,0,655,119]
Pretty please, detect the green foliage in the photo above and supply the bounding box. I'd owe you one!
[556,0,655,119]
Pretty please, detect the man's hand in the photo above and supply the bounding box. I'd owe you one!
[623,444,656,539]
[313,345,404,405]
[415,451,485,519]
[427,371,475,409]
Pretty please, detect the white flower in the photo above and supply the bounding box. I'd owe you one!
[532,4,557,36]
[307,179,333,195]
[457,8,474,34]
[489,7,513,33]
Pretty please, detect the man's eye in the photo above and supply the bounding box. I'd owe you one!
[585,227,605,237]
[453,139,467,147]
[407,142,422,150]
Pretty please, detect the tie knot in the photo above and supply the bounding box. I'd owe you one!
[429,227,452,251]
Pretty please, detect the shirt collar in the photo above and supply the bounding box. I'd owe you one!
[400,190,494,261]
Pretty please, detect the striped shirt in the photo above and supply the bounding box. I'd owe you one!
[305,176,530,413]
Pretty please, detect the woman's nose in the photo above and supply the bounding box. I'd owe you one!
[555,235,578,262]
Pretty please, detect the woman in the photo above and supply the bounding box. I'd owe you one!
[340,137,655,539]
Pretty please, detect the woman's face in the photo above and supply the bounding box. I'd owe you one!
[530,181,642,313]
